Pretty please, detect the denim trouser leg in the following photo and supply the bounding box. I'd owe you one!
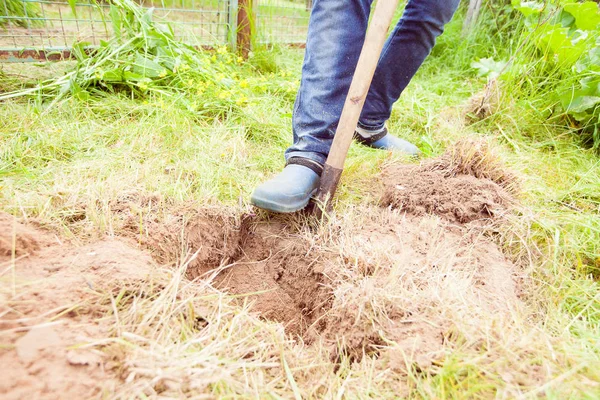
[359,0,460,130]
[285,0,460,166]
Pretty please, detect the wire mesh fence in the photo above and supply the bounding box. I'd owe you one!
[255,0,309,44]
[0,0,310,60]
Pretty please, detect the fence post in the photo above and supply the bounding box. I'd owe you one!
[305,0,313,12]
[462,0,482,36]
[237,0,254,58]
[227,0,239,51]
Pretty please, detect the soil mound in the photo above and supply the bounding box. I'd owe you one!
[0,215,156,399]
[381,165,510,223]
[381,140,516,224]
[0,213,52,260]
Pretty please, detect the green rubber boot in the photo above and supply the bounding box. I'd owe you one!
[251,164,320,213]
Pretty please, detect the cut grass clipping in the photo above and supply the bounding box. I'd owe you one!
[0,0,297,118]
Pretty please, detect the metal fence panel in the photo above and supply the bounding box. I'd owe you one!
[255,0,309,44]
[0,0,310,59]
[0,0,232,49]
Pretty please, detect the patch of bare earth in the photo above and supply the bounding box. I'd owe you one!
[0,141,524,396]
[0,214,156,399]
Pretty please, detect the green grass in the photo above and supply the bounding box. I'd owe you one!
[1,6,600,399]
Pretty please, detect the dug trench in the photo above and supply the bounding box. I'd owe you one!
[115,140,521,364]
[0,141,524,398]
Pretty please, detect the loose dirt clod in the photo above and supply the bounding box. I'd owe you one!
[381,166,510,223]
[464,79,500,122]
[428,138,518,191]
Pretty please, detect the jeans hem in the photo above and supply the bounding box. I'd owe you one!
[285,151,327,166]
[357,120,386,131]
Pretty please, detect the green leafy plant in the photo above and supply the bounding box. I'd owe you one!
[0,0,299,120]
[510,0,600,149]
[471,57,508,78]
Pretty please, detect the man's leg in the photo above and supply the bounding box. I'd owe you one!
[285,0,374,167]
[356,0,461,150]
[251,0,460,213]
[251,0,373,213]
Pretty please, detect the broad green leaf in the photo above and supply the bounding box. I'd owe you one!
[70,80,90,101]
[123,71,145,82]
[101,69,123,82]
[558,10,576,28]
[560,77,600,114]
[574,42,600,72]
[511,0,544,17]
[132,54,163,78]
[471,58,507,78]
[565,95,600,113]
[536,24,587,65]
[563,2,600,30]
[580,76,600,95]
[109,5,122,39]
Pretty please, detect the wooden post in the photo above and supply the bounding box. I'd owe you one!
[463,0,483,36]
[305,0,313,12]
[237,0,253,58]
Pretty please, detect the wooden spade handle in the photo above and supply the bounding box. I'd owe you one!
[315,0,400,210]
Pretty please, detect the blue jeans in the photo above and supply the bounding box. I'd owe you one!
[285,0,460,166]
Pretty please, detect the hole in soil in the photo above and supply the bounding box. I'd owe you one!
[186,216,335,337]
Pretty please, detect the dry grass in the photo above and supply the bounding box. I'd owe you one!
[425,136,519,195]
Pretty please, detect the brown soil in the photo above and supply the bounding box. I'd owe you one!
[0,145,522,397]
[381,164,511,224]
[0,213,53,259]
[0,213,156,399]
[113,197,240,271]
[200,219,335,335]
[381,141,516,224]
[107,146,519,367]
